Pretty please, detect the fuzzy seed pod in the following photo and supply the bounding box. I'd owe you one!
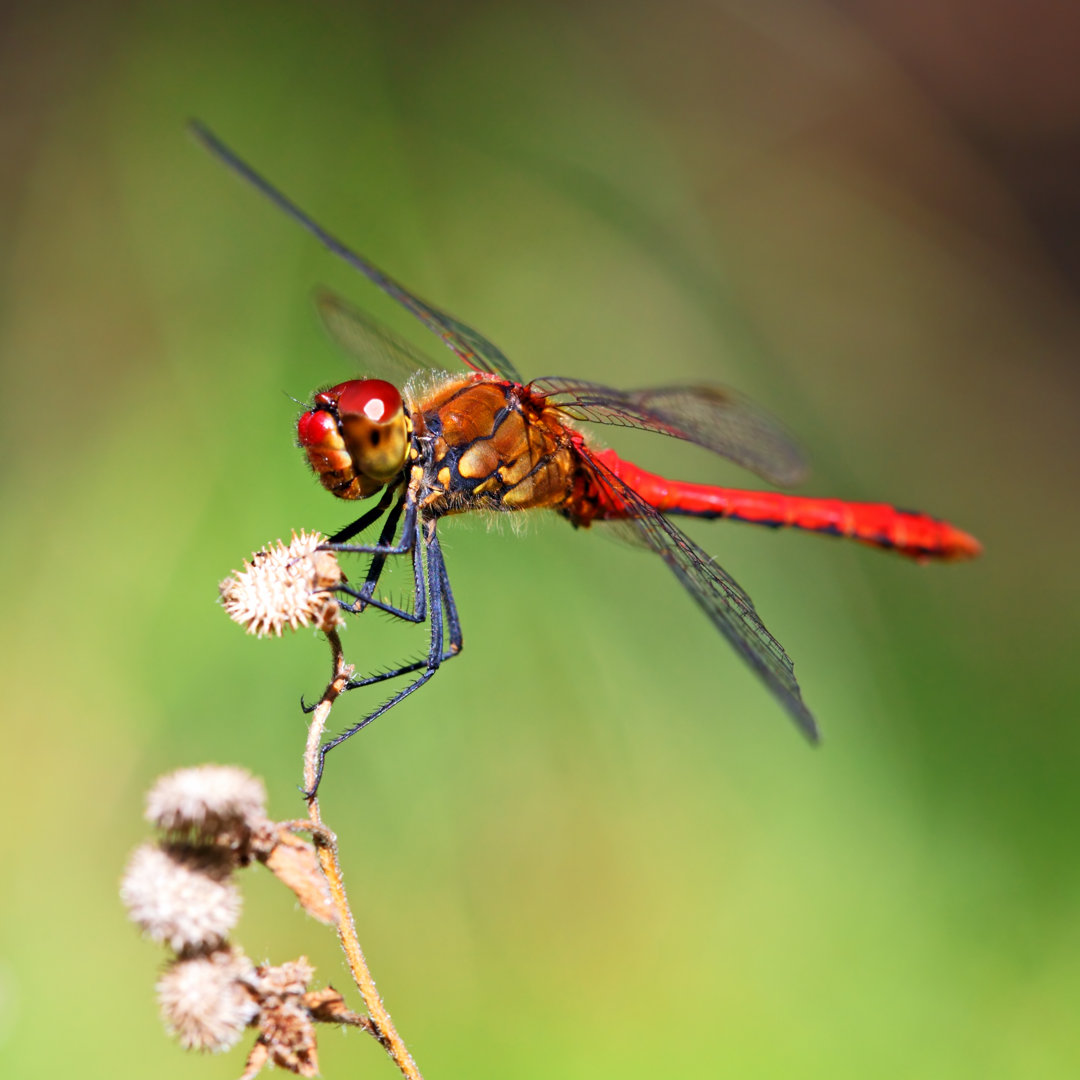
[121,843,240,952]
[146,765,268,841]
[157,946,258,1052]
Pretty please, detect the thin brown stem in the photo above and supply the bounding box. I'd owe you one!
[304,629,423,1080]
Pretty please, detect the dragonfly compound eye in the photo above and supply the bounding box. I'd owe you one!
[297,406,364,498]
[297,407,339,450]
[335,379,409,484]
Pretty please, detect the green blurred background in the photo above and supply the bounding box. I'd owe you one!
[2,2,1079,1077]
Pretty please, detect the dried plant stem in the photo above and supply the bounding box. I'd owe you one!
[303,629,423,1080]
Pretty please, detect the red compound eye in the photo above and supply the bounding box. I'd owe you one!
[335,379,402,422]
[297,409,338,448]
[300,378,408,489]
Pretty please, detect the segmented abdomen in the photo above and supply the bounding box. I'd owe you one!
[586,449,981,561]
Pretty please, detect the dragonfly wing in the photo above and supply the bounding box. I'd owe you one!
[417,303,524,386]
[316,288,439,383]
[532,377,808,487]
[585,450,819,741]
[191,122,524,384]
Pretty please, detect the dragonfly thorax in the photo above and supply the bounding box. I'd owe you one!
[297,378,410,499]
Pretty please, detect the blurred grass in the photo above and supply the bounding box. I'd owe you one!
[1,2,1079,1078]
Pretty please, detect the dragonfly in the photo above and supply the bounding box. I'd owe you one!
[193,123,981,795]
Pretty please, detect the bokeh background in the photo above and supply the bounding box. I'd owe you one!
[2,2,1079,1077]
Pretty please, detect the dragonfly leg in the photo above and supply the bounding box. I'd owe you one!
[298,495,428,714]
[320,467,422,559]
[332,486,427,621]
[321,504,417,557]
[354,487,409,603]
[305,526,456,798]
[325,482,399,545]
[340,532,462,692]
[435,532,463,654]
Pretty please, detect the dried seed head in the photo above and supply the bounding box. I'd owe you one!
[158,946,258,1052]
[121,843,241,952]
[245,958,320,1077]
[252,957,315,999]
[220,531,344,637]
[146,765,268,840]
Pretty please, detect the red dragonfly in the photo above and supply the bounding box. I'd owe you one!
[194,124,981,794]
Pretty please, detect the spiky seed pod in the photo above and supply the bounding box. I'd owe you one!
[121,843,240,952]
[157,946,258,1052]
[220,531,344,637]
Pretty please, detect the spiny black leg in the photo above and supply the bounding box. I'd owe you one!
[323,493,418,558]
[321,484,414,618]
[300,496,428,715]
[436,541,463,653]
[300,487,426,715]
[339,547,463,694]
[326,482,399,545]
[342,509,428,689]
[355,486,410,605]
[336,589,422,621]
[305,528,450,798]
[334,486,412,617]
[323,487,425,622]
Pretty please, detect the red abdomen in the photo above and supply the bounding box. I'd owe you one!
[589,449,981,562]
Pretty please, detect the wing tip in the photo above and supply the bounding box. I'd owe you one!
[792,708,821,745]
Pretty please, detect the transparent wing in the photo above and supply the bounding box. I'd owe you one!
[191,121,524,384]
[532,377,807,488]
[584,449,819,742]
[315,288,439,383]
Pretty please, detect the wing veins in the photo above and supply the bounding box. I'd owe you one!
[533,377,807,487]
[584,450,819,741]
[190,122,523,383]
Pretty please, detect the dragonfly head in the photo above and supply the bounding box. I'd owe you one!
[297,378,409,499]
